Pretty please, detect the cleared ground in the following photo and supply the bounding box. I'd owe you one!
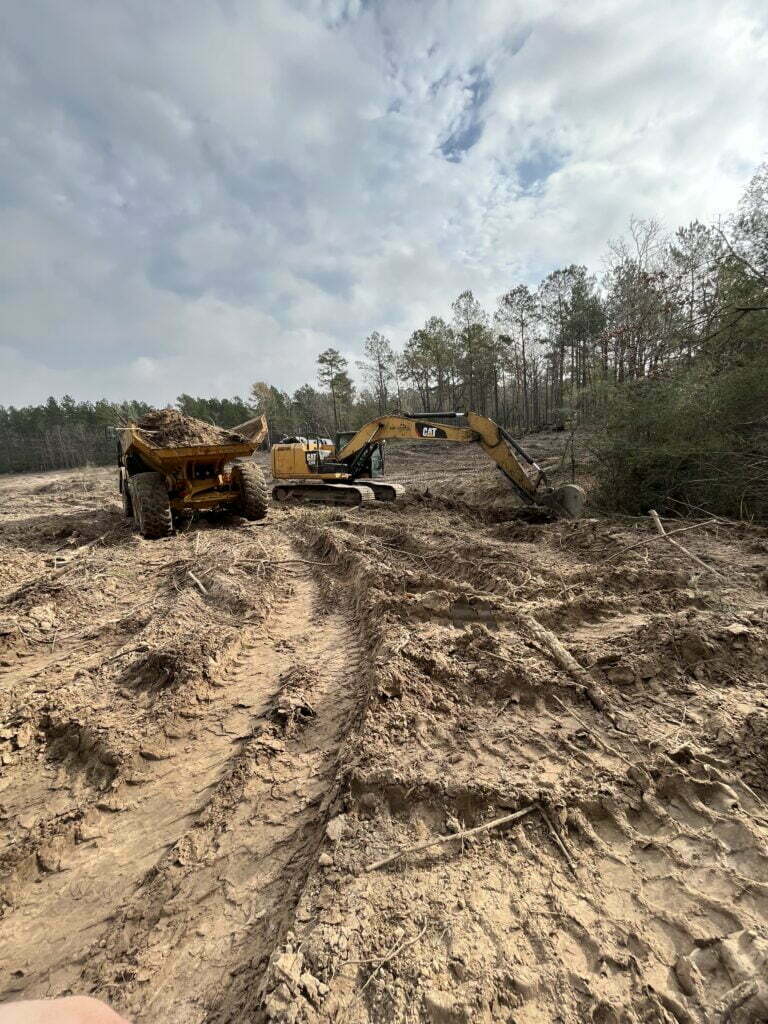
[1,439,768,1023]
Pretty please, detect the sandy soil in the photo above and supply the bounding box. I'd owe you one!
[1,440,768,1023]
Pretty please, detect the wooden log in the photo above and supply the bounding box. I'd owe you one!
[649,509,724,579]
[511,609,615,721]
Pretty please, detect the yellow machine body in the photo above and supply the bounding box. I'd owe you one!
[271,440,338,482]
[117,414,270,537]
[119,429,255,511]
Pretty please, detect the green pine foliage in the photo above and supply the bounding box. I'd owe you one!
[591,356,768,520]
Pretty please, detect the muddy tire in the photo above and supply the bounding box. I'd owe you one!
[232,462,268,520]
[131,472,173,539]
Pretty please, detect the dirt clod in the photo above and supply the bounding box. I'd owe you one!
[325,816,346,843]
[423,989,469,1024]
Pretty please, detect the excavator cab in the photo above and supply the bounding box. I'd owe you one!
[335,432,384,478]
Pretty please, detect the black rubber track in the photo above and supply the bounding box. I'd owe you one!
[232,462,269,520]
[272,482,375,506]
[131,472,173,539]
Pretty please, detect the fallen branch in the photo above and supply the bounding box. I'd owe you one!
[538,803,577,876]
[365,805,535,873]
[510,609,616,723]
[486,646,547,667]
[356,924,428,994]
[188,570,208,595]
[665,496,741,525]
[340,922,429,973]
[101,644,148,666]
[48,533,108,574]
[550,695,633,767]
[649,510,724,579]
[736,777,768,812]
[4,534,109,603]
[598,520,717,564]
[338,923,429,1022]
[241,558,331,567]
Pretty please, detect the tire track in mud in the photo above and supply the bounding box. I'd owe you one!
[1,492,366,1024]
[75,555,364,1023]
[262,504,768,1023]
[1,606,256,999]
[4,459,768,1023]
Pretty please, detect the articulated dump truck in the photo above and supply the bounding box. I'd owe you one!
[117,410,269,539]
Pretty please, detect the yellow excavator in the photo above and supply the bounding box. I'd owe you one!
[269,412,585,518]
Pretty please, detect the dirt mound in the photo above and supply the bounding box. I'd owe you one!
[712,709,768,795]
[134,407,246,447]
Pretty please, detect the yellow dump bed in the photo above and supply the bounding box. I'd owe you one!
[119,426,257,472]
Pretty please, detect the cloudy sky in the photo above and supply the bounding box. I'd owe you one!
[1,0,767,407]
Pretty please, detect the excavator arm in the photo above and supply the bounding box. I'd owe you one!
[335,412,584,517]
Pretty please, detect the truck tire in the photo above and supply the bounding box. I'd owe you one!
[122,485,134,518]
[120,470,134,518]
[232,462,268,520]
[131,472,173,539]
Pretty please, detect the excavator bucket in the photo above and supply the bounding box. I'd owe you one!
[540,483,586,519]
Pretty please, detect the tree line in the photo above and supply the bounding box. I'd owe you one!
[250,163,768,519]
[2,163,765,518]
[0,395,255,474]
[254,165,767,446]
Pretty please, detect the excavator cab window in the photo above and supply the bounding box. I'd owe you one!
[335,430,355,452]
[369,444,384,478]
[334,432,384,478]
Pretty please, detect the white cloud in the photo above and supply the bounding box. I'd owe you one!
[1,0,766,405]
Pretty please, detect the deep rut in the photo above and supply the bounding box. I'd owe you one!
[1,542,362,1024]
[85,559,361,1022]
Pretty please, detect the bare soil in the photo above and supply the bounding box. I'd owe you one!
[134,409,247,447]
[1,439,768,1023]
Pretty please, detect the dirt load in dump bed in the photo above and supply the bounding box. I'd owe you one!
[134,407,247,447]
[2,435,768,1024]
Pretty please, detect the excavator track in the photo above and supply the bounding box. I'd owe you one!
[272,482,376,507]
[353,481,406,502]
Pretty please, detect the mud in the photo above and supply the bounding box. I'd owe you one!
[135,408,247,447]
[1,441,767,1023]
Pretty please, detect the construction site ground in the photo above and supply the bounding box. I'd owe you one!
[2,436,768,1023]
